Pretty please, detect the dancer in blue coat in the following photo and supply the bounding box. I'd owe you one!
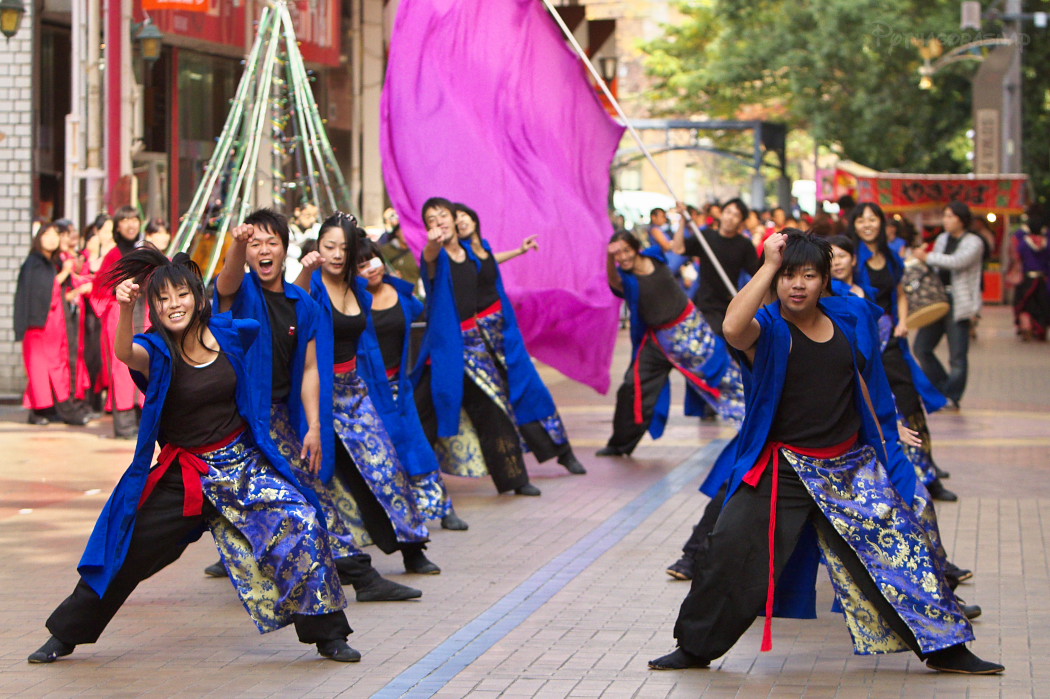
[847,203,956,502]
[413,197,540,496]
[452,203,586,476]
[650,231,1001,675]
[599,231,744,457]
[355,237,468,530]
[210,208,423,597]
[294,213,437,575]
[29,248,357,664]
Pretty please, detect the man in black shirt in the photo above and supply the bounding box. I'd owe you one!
[672,197,760,338]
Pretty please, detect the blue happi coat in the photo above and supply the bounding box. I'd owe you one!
[217,269,337,482]
[463,239,557,422]
[311,270,439,478]
[701,295,918,618]
[614,246,725,438]
[77,314,322,597]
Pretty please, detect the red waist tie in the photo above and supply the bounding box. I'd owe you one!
[138,425,247,517]
[632,302,719,424]
[742,433,858,652]
[334,357,358,374]
[477,300,502,319]
[460,300,503,332]
[386,366,400,379]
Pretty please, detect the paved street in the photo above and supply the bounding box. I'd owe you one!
[0,305,1047,698]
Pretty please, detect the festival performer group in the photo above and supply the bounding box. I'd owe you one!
[25,199,1003,677]
[26,200,580,665]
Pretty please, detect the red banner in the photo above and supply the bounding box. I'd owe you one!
[835,169,1028,215]
[142,0,341,67]
[143,0,209,13]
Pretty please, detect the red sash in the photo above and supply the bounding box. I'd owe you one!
[138,426,246,517]
[633,302,719,424]
[334,357,358,374]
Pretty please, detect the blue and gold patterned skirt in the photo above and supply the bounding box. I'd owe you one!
[330,368,429,547]
[476,308,570,451]
[651,308,745,425]
[270,403,362,560]
[200,430,347,634]
[432,327,521,481]
[781,445,974,655]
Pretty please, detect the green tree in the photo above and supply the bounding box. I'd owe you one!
[1021,0,1050,204]
[644,0,977,173]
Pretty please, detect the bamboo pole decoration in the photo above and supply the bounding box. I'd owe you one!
[539,0,739,299]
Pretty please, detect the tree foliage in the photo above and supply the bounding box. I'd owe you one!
[644,0,981,173]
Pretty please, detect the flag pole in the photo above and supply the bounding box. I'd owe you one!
[540,0,739,298]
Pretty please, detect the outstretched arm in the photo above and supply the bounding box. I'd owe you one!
[494,234,538,263]
[292,251,324,291]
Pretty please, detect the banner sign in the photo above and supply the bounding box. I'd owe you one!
[142,0,341,67]
[143,0,209,13]
[834,169,1028,214]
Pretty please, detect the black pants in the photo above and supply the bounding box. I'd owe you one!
[518,420,569,463]
[335,440,425,556]
[882,339,943,482]
[606,338,680,454]
[674,457,921,660]
[46,467,351,646]
[416,367,528,493]
[678,486,727,569]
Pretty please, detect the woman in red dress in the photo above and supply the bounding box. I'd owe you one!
[14,223,89,426]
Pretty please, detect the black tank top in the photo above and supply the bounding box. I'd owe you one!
[636,261,690,327]
[476,254,501,312]
[768,319,861,448]
[332,306,367,364]
[262,288,298,401]
[160,352,245,448]
[449,255,478,322]
[866,261,895,318]
[372,299,405,371]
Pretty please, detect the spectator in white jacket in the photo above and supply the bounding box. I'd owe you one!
[912,201,984,409]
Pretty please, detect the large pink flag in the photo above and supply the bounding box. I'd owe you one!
[380,0,625,394]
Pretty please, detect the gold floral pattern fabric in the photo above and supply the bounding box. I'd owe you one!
[476,310,570,448]
[331,369,429,545]
[200,432,347,634]
[434,408,489,478]
[782,446,974,655]
[269,403,363,560]
[652,309,745,425]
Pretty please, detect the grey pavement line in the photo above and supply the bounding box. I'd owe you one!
[373,439,726,699]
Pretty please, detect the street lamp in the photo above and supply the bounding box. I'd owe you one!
[135,18,163,64]
[912,36,1015,90]
[598,56,618,85]
[0,0,26,41]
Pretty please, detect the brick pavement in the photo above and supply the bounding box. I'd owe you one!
[0,305,1046,698]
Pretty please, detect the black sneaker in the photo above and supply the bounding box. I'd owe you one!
[558,451,587,475]
[440,512,469,530]
[514,483,541,496]
[204,560,226,578]
[354,577,422,602]
[316,639,361,663]
[403,547,441,575]
[27,636,75,664]
[666,558,693,581]
[596,446,628,457]
[648,648,709,670]
[928,479,958,502]
[27,411,50,426]
[926,644,1003,674]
